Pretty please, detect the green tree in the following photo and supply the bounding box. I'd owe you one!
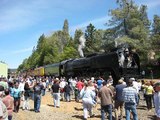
[102,29,116,52]
[60,19,70,53]
[84,23,96,54]
[74,29,83,46]
[63,19,69,35]
[151,15,160,59]
[92,29,104,52]
[36,34,47,66]
[109,0,150,62]
[27,51,40,68]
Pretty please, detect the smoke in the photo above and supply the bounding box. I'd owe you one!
[78,35,86,57]
[119,52,125,67]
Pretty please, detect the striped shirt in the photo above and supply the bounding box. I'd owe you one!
[122,86,138,104]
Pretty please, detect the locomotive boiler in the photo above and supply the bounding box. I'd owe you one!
[27,47,140,84]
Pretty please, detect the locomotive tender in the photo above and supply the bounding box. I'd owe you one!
[27,47,140,84]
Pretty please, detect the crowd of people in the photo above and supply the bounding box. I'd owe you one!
[0,75,160,120]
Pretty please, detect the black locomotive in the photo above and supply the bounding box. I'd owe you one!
[29,46,140,85]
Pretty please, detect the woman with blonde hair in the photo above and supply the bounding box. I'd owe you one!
[145,81,154,111]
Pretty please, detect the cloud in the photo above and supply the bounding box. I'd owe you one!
[146,1,160,9]
[12,47,33,54]
[0,0,97,34]
[0,0,55,34]
[70,16,110,33]
[137,0,160,9]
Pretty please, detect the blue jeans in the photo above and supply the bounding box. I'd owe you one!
[8,115,12,120]
[75,89,80,102]
[34,94,41,112]
[53,93,60,107]
[23,96,30,110]
[64,92,71,102]
[101,104,112,120]
[29,92,34,100]
[41,89,46,96]
[125,103,138,120]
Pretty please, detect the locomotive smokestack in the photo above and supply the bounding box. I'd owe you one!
[78,35,86,57]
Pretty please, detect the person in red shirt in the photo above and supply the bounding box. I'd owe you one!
[2,89,14,120]
[75,79,84,102]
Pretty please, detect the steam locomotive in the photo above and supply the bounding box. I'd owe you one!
[25,47,140,84]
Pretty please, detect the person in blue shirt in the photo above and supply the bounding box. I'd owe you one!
[33,80,43,113]
[80,81,96,120]
[115,79,126,120]
[13,83,21,113]
[122,78,138,120]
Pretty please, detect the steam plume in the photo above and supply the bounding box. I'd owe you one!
[78,35,86,57]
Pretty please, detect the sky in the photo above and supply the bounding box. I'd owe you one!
[0,0,160,69]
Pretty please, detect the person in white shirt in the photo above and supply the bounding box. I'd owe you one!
[131,78,140,105]
[69,77,77,99]
[41,79,46,96]
[59,78,67,101]
[0,91,8,120]
[18,78,25,108]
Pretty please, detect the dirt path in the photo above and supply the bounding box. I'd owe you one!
[12,91,156,120]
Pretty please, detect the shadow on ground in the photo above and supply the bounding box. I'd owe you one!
[74,107,83,111]
[47,104,54,107]
[72,115,84,120]
[147,115,156,120]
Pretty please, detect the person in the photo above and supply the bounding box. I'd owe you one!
[8,82,14,98]
[2,89,14,120]
[51,79,60,108]
[45,77,49,91]
[41,79,46,96]
[97,77,103,90]
[91,77,95,83]
[13,83,21,113]
[98,81,113,120]
[154,82,160,120]
[131,78,140,105]
[64,82,72,102]
[33,80,43,112]
[23,82,30,110]
[107,75,113,85]
[150,70,153,80]
[69,77,77,100]
[59,78,67,101]
[76,79,84,102]
[114,79,126,120]
[0,91,8,120]
[88,80,97,104]
[122,78,138,120]
[0,78,8,90]
[0,85,4,92]
[141,70,145,78]
[18,79,25,109]
[80,81,95,120]
[144,81,154,111]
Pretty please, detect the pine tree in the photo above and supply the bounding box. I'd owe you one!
[151,15,160,51]
[108,0,150,62]
[63,19,69,34]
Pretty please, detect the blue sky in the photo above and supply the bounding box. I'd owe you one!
[0,0,160,69]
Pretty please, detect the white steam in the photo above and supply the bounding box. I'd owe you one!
[78,35,86,57]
